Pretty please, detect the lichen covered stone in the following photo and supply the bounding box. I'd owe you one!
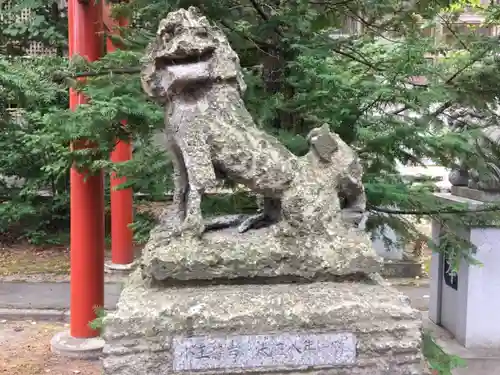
[103,272,424,375]
[141,224,381,282]
[140,6,369,239]
[102,8,425,375]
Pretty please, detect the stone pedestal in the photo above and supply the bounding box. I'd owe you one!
[103,272,423,375]
[451,186,500,203]
[430,192,500,349]
[102,221,426,375]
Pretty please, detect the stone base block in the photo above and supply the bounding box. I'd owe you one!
[142,225,382,282]
[451,186,500,202]
[102,274,425,374]
[381,260,423,278]
[105,260,137,274]
[51,330,104,359]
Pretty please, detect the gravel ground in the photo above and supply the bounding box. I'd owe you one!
[0,320,101,375]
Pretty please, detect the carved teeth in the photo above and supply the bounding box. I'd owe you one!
[154,47,215,67]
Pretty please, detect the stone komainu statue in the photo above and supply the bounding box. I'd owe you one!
[101,11,421,375]
[141,6,366,237]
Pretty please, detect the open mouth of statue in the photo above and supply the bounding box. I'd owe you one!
[156,46,215,68]
[154,44,215,91]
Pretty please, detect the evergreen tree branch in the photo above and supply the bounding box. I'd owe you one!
[72,67,141,78]
[368,204,500,215]
[331,46,380,70]
[249,0,270,23]
[430,100,453,117]
[218,19,275,55]
[344,7,400,39]
[441,20,469,52]
[309,0,353,5]
[444,51,488,84]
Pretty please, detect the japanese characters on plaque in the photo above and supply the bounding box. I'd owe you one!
[173,332,357,371]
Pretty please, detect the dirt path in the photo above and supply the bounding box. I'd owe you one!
[0,320,101,375]
[0,243,142,283]
[0,201,163,282]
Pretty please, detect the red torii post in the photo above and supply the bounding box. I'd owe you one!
[103,1,135,271]
[51,0,134,357]
[67,0,105,339]
[51,0,105,357]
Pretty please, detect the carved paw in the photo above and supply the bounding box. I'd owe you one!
[181,214,206,238]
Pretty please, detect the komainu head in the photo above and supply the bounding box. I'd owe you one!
[141,7,246,101]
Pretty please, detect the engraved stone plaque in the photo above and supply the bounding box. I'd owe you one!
[173,332,357,372]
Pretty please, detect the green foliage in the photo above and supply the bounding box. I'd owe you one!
[0,4,496,369]
[1,0,500,268]
[111,136,173,199]
[202,192,258,217]
[0,55,70,243]
[89,306,107,334]
[0,1,166,244]
[423,331,467,374]
[0,1,69,243]
[0,0,67,56]
[130,209,158,245]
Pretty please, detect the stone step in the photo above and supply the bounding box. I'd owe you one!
[454,359,500,375]
[424,313,500,375]
[381,260,423,278]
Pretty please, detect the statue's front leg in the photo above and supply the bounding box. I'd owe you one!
[166,136,189,223]
[177,137,217,238]
[181,188,205,237]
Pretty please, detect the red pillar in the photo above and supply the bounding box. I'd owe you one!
[68,0,105,338]
[106,9,134,266]
[110,133,134,265]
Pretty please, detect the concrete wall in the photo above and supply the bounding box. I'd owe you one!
[430,194,500,349]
